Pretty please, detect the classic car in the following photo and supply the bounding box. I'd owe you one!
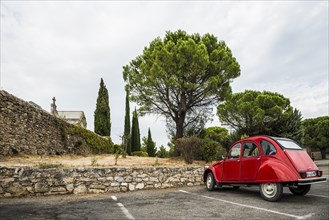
[203,136,327,202]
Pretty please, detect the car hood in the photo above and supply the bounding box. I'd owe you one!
[284,150,318,172]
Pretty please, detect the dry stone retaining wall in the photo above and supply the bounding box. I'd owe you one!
[0,166,204,198]
[0,90,112,156]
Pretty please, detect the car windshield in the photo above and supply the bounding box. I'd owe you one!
[276,139,302,150]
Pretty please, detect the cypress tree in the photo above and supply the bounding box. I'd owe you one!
[124,90,131,155]
[131,108,141,152]
[94,78,111,136]
[146,128,156,157]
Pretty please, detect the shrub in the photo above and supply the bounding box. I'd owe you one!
[131,151,149,157]
[176,137,203,164]
[201,139,227,162]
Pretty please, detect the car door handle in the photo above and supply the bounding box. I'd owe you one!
[237,160,240,162]
[257,158,261,161]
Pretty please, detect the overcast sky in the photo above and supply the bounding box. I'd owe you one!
[1,1,328,148]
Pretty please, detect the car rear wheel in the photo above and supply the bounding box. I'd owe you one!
[259,183,283,202]
[206,172,215,191]
[289,185,311,196]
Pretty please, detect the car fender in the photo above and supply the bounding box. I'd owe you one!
[257,157,300,183]
[204,161,223,183]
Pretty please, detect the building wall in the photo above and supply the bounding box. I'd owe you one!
[0,166,204,197]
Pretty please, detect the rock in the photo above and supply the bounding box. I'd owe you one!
[73,184,87,194]
[136,183,144,190]
[66,184,74,192]
[35,183,50,193]
[128,184,135,191]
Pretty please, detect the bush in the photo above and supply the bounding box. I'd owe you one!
[67,125,114,154]
[176,137,203,164]
[131,151,149,157]
[114,144,122,154]
[201,139,226,162]
[157,145,169,158]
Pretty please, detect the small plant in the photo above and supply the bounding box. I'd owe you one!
[153,157,160,166]
[91,155,98,166]
[114,153,119,165]
[38,163,63,169]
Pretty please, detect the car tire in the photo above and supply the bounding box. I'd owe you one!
[289,185,311,196]
[206,172,215,191]
[259,183,283,202]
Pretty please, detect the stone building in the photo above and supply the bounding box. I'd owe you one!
[50,97,87,128]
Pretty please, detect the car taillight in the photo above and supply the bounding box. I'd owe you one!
[317,170,323,177]
[299,170,307,178]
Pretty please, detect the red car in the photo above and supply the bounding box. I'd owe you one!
[204,136,327,202]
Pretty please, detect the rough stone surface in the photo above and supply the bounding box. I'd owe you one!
[0,166,204,198]
[0,90,105,156]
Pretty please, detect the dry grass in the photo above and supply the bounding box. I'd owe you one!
[0,154,207,168]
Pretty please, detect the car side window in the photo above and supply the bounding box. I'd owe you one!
[260,140,277,156]
[242,142,260,157]
[228,144,241,159]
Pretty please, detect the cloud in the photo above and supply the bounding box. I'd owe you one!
[1,1,328,148]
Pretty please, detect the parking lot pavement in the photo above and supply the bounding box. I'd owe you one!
[1,179,328,220]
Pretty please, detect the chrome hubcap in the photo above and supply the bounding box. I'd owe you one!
[206,175,212,188]
[262,183,277,198]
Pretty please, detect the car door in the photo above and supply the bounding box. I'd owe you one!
[223,143,241,182]
[240,142,261,182]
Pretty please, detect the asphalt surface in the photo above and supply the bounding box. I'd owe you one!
[1,173,328,220]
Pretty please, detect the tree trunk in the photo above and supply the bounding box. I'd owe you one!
[320,148,327,159]
[173,113,186,157]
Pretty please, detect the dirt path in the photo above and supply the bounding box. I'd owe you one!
[0,154,206,168]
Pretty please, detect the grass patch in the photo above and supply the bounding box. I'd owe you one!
[38,163,63,169]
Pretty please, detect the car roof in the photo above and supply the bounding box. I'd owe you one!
[233,135,294,145]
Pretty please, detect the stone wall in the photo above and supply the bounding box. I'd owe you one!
[0,166,204,197]
[0,90,112,156]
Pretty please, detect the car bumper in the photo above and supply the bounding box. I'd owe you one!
[297,177,327,185]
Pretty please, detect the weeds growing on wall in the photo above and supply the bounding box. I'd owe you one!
[67,125,114,154]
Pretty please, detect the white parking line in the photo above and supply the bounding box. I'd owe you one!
[307,194,329,198]
[117,203,135,220]
[179,190,314,220]
[111,196,135,220]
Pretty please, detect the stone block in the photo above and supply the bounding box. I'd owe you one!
[35,183,50,193]
[128,183,135,191]
[73,184,87,194]
[136,183,144,190]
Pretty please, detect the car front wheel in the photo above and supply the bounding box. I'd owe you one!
[259,183,283,202]
[206,172,215,191]
[289,185,311,196]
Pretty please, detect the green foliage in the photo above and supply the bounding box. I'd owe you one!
[217,90,302,142]
[94,78,111,136]
[123,30,240,146]
[68,125,114,154]
[131,151,149,157]
[201,139,227,163]
[124,90,131,155]
[38,163,63,169]
[200,126,229,149]
[131,108,141,153]
[90,155,98,166]
[157,145,169,158]
[176,137,204,164]
[302,116,329,159]
[146,128,157,157]
[113,144,122,154]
